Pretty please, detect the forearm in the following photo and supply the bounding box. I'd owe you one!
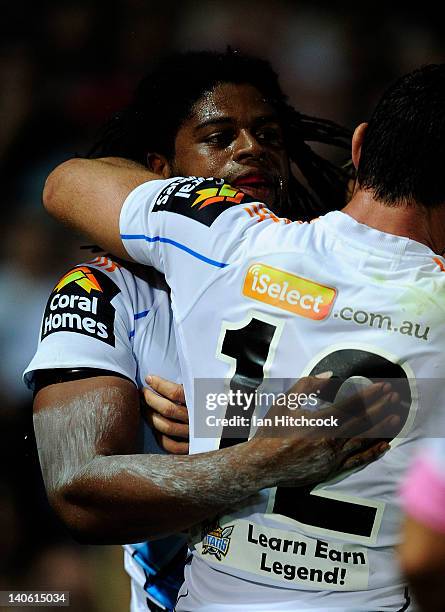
[55,442,271,544]
[33,378,275,544]
[42,157,158,259]
[53,433,340,544]
[35,376,391,544]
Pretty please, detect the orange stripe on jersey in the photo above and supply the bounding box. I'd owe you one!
[433,257,445,272]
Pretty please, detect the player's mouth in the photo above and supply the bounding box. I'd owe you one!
[231,174,275,205]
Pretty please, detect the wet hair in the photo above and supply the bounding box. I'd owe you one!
[357,64,445,208]
[89,49,352,219]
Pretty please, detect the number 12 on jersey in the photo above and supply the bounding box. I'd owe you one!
[216,312,413,544]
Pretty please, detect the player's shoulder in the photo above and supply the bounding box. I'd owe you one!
[40,257,172,349]
[60,256,171,310]
[50,257,123,297]
[49,257,132,302]
[152,176,263,229]
[38,258,126,350]
[241,209,318,258]
[76,256,167,293]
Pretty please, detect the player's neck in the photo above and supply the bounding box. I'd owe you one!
[342,190,445,255]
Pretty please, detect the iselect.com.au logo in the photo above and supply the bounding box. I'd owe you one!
[243,263,336,320]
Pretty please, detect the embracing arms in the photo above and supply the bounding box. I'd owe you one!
[34,374,394,544]
[43,157,155,260]
[34,374,276,544]
[40,158,397,544]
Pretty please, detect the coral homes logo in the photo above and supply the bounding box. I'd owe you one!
[55,266,103,294]
[243,264,336,320]
[41,266,120,346]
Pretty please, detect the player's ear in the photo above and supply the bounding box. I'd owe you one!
[352,123,368,170]
[147,153,172,178]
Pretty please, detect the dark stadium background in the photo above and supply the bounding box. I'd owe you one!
[1,1,443,610]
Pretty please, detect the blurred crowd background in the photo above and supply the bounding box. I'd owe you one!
[1,1,445,609]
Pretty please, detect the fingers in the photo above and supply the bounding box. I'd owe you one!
[342,441,390,470]
[337,391,397,437]
[280,372,333,404]
[330,381,391,417]
[146,375,186,405]
[142,386,189,423]
[359,413,401,439]
[149,410,189,439]
[362,391,399,422]
[142,406,189,453]
[140,375,189,455]
[157,434,189,455]
[323,383,393,436]
[341,436,378,455]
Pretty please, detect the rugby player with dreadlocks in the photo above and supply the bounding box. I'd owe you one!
[26,50,393,611]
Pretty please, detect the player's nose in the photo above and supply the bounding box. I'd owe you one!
[233,129,265,162]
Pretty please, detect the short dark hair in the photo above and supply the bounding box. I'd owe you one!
[90,49,352,219]
[357,64,445,208]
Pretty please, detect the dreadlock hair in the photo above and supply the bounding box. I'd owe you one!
[357,64,445,208]
[89,49,352,220]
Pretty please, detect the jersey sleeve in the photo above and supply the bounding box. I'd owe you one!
[23,262,137,390]
[120,176,287,305]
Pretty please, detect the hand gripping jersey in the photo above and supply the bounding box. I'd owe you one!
[118,176,445,611]
[24,257,186,612]
[401,437,445,534]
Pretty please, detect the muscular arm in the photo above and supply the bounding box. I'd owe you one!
[32,375,290,544]
[34,375,394,545]
[42,157,157,260]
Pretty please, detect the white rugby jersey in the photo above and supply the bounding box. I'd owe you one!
[119,176,445,611]
[23,256,185,609]
[24,256,180,390]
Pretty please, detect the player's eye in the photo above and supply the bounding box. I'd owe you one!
[204,130,234,147]
[256,126,283,146]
